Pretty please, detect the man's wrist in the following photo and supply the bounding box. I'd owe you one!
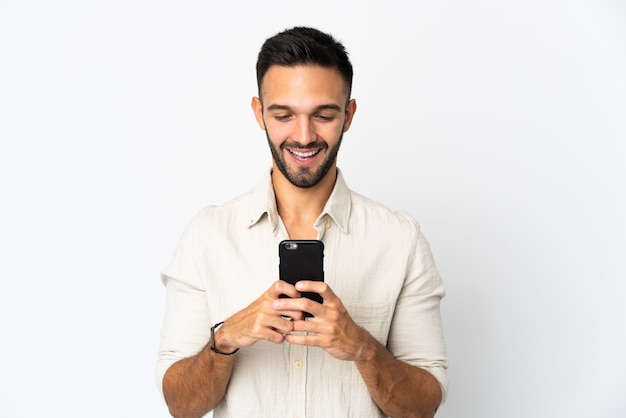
[354,328,382,363]
[210,321,239,355]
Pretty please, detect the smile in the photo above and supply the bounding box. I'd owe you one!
[287,148,321,160]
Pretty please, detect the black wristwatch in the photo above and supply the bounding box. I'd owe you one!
[209,321,239,355]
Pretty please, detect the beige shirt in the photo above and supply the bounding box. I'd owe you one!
[157,169,448,417]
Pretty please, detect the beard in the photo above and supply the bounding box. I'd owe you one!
[266,130,343,188]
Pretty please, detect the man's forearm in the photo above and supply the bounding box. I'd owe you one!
[355,335,442,418]
[162,342,235,418]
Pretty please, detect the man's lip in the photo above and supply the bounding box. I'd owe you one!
[287,148,322,158]
[285,147,324,164]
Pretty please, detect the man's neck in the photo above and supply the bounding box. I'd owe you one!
[272,166,337,240]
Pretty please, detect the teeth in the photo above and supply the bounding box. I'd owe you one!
[289,149,319,158]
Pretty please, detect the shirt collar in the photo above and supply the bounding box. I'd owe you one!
[247,169,280,230]
[246,168,351,234]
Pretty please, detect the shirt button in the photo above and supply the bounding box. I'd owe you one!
[294,360,303,369]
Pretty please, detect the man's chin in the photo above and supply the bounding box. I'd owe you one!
[273,165,317,188]
[287,172,319,188]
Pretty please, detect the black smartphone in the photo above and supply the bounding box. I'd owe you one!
[279,240,324,309]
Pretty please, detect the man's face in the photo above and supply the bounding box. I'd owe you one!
[252,65,356,188]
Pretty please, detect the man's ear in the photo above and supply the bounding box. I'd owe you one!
[343,99,357,132]
[251,97,265,130]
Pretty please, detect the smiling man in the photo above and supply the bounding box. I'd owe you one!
[157,26,448,418]
[256,64,354,191]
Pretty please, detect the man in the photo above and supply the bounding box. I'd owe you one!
[157,26,448,418]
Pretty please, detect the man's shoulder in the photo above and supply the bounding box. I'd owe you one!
[192,190,253,222]
[348,190,421,232]
[349,190,416,220]
[183,170,275,234]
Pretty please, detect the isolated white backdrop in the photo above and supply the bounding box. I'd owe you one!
[1,1,625,417]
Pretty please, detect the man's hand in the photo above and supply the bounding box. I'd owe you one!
[273,280,372,361]
[163,280,306,418]
[273,280,442,418]
[215,280,306,352]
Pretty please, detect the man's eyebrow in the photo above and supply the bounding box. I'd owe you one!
[266,104,342,112]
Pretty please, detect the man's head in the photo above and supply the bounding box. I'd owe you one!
[252,27,357,189]
[256,26,353,103]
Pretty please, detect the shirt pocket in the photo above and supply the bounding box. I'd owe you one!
[344,300,394,345]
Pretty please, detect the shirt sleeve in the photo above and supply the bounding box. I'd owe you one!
[387,217,449,403]
[155,213,212,396]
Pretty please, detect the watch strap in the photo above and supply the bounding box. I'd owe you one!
[209,321,239,355]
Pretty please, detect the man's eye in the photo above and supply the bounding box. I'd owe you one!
[316,114,335,121]
[275,115,292,121]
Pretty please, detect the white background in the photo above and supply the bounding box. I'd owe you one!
[1,1,625,417]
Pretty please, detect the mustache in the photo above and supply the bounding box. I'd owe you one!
[280,141,328,150]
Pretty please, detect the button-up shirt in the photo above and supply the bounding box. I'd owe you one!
[157,168,448,417]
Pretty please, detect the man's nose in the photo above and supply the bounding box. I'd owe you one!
[295,117,316,145]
